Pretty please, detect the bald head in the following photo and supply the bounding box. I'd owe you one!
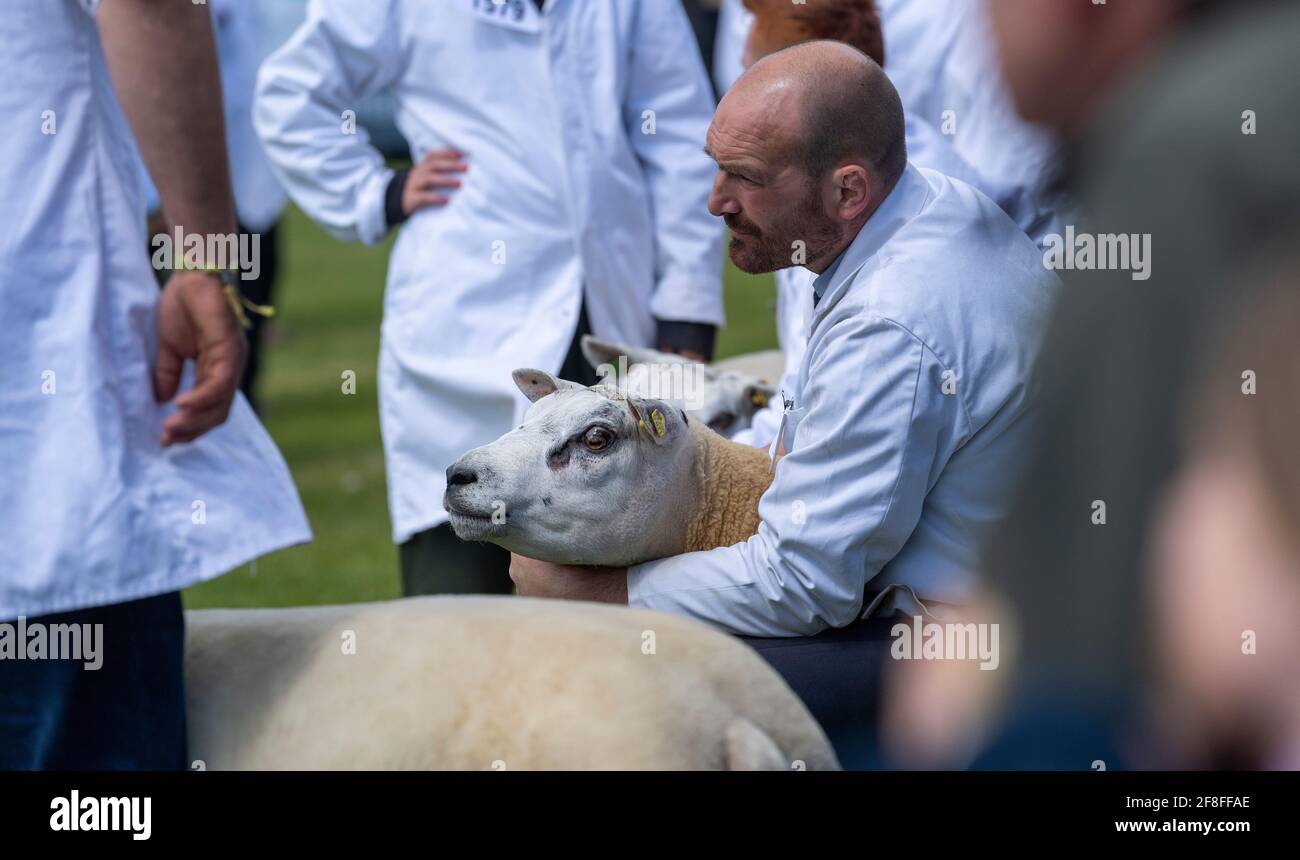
[706,41,908,274]
[733,40,906,199]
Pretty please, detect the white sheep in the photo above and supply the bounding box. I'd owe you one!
[580,336,778,438]
[445,368,774,567]
[185,372,832,770]
[185,596,835,770]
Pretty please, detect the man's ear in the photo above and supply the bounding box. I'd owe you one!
[833,164,873,221]
[626,396,682,446]
[513,368,585,403]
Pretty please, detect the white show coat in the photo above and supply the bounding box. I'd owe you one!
[629,165,1060,637]
[209,0,289,231]
[0,0,310,619]
[713,0,753,95]
[731,265,808,450]
[876,0,1070,243]
[255,0,724,542]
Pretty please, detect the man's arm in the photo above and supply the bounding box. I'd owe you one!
[510,556,628,605]
[97,0,243,445]
[99,0,235,242]
[626,316,958,637]
[623,0,726,355]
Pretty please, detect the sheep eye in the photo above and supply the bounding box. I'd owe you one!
[582,426,613,452]
[709,412,735,433]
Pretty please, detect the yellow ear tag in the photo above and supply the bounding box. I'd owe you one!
[751,392,768,408]
[650,408,667,437]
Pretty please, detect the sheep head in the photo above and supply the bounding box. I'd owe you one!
[580,336,776,438]
[443,369,701,567]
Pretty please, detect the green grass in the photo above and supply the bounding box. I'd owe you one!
[183,207,776,609]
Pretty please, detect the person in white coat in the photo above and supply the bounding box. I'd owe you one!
[713,0,754,94]
[254,0,724,596]
[508,42,1059,763]
[0,0,309,770]
[875,0,1070,243]
[727,0,1063,451]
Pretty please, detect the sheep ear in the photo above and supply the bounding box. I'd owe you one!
[580,336,686,373]
[627,396,680,446]
[513,368,583,403]
[744,381,778,414]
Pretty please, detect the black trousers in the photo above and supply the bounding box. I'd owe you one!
[738,616,896,770]
[238,220,279,411]
[400,303,597,596]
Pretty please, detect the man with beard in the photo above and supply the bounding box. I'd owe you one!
[728,0,1063,451]
[509,41,1058,763]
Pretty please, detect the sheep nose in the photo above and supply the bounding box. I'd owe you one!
[446,463,478,487]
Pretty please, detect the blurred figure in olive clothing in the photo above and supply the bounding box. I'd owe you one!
[881,0,1300,769]
[981,0,1300,769]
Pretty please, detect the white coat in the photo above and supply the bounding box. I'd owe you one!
[629,166,1060,637]
[0,0,310,618]
[877,0,1071,243]
[254,0,724,542]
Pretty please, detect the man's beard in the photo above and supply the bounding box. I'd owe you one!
[724,191,841,275]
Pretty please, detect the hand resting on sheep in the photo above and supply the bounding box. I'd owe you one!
[184,371,833,770]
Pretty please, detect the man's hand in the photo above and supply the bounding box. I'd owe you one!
[154,272,247,446]
[509,554,629,604]
[403,148,468,216]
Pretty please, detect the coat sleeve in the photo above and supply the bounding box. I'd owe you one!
[622,0,725,328]
[627,314,962,637]
[253,0,403,245]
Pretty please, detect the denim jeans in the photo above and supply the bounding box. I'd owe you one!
[0,591,187,770]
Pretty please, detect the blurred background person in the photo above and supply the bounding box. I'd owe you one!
[881,0,1300,769]
[0,0,309,770]
[714,0,753,94]
[680,0,723,97]
[876,0,1068,241]
[255,0,723,597]
[140,0,288,412]
[1151,251,1300,769]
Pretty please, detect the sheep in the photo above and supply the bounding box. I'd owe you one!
[444,368,775,567]
[185,595,836,770]
[580,336,778,438]
[184,371,832,770]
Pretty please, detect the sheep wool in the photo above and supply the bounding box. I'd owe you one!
[684,419,775,553]
[185,596,839,770]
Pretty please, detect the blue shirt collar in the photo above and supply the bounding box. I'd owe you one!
[811,248,847,305]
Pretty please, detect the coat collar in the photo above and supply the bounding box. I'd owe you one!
[808,162,931,329]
